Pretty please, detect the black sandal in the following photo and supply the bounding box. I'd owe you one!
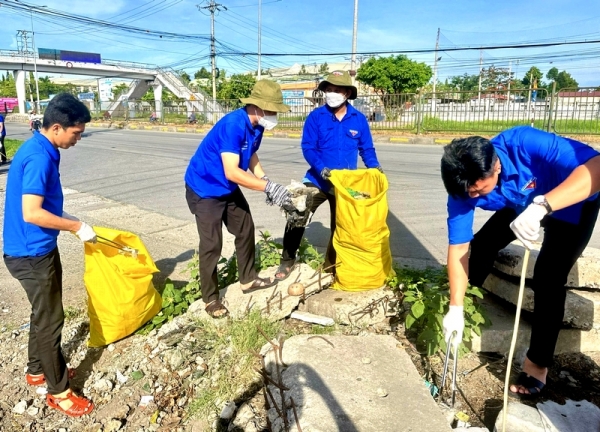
[275,259,296,281]
[205,299,229,319]
[510,372,546,399]
[241,277,276,294]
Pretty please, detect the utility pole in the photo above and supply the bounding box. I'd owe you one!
[350,0,358,82]
[507,60,512,105]
[198,1,226,101]
[30,11,41,113]
[432,27,440,113]
[478,49,483,106]
[257,0,261,80]
[17,30,36,110]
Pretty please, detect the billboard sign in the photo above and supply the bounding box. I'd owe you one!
[282,90,305,106]
[98,78,113,102]
[78,92,95,101]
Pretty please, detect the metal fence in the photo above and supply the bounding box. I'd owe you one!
[91,86,600,135]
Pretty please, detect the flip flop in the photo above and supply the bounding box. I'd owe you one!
[510,372,546,398]
[275,259,296,281]
[241,277,277,294]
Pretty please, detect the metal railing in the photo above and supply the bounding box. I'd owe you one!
[86,86,600,135]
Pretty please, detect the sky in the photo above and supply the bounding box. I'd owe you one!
[1,0,600,87]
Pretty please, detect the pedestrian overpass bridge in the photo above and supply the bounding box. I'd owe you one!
[0,49,219,118]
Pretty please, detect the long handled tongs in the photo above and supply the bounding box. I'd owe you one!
[439,330,458,408]
[96,235,138,259]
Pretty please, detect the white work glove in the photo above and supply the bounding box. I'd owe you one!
[264,180,292,207]
[62,211,80,221]
[509,203,548,250]
[442,305,464,352]
[75,222,97,243]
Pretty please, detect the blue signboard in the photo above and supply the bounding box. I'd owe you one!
[78,92,95,101]
[282,90,305,106]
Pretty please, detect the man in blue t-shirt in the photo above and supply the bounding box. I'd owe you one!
[3,94,97,417]
[274,70,383,281]
[440,126,600,397]
[0,112,7,164]
[184,80,292,319]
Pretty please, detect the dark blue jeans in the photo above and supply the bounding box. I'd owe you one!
[468,197,600,367]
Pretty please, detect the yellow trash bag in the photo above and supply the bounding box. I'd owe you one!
[84,226,162,347]
[329,169,392,291]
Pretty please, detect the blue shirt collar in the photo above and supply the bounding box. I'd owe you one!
[323,102,358,121]
[33,131,60,163]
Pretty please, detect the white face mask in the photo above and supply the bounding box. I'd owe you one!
[254,107,278,130]
[325,92,347,108]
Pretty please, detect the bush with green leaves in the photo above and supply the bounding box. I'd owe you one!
[386,264,489,356]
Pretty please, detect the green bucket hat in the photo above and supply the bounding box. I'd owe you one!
[240,80,291,113]
[317,70,358,100]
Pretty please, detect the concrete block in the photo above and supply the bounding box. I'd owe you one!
[297,286,398,326]
[471,296,600,355]
[483,273,600,329]
[494,402,545,432]
[264,335,452,432]
[494,241,600,289]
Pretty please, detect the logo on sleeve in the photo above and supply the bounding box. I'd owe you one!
[349,129,358,136]
[522,177,537,191]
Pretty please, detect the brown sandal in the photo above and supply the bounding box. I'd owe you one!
[46,390,94,417]
[240,277,276,294]
[26,368,76,386]
[205,299,229,319]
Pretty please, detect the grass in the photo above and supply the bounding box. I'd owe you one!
[187,309,283,420]
[64,306,82,321]
[4,138,23,158]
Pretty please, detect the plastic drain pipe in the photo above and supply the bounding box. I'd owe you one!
[501,247,531,432]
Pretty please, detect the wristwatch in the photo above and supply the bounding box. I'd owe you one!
[532,195,553,215]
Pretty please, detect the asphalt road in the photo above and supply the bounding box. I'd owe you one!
[6,123,600,266]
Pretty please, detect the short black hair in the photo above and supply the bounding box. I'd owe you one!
[440,136,498,197]
[42,93,91,129]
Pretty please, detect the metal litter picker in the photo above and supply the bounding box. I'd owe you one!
[96,235,139,259]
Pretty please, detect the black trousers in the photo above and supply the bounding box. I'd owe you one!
[0,135,6,162]
[185,185,258,304]
[281,183,337,270]
[469,197,600,367]
[4,248,69,394]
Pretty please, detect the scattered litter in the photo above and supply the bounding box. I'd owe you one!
[12,400,28,414]
[346,188,371,200]
[35,387,47,395]
[281,180,320,228]
[130,370,145,381]
[362,357,372,364]
[116,370,128,384]
[2,309,9,313]
[290,311,335,326]
[19,322,30,331]
[454,411,470,428]
[424,379,439,397]
[139,395,154,407]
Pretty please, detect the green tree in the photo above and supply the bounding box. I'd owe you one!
[480,65,512,90]
[521,66,543,88]
[449,73,480,92]
[194,67,211,80]
[554,70,579,91]
[111,83,130,101]
[299,64,307,75]
[356,55,432,95]
[319,62,329,74]
[179,70,191,85]
[546,67,559,83]
[217,74,256,100]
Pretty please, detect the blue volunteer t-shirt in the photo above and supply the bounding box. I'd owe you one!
[302,103,380,191]
[0,114,5,137]
[3,132,64,256]
[447,126,600,245]
[185,108,263,198]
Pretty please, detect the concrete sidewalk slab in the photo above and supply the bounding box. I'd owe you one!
[264,334,452,432]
